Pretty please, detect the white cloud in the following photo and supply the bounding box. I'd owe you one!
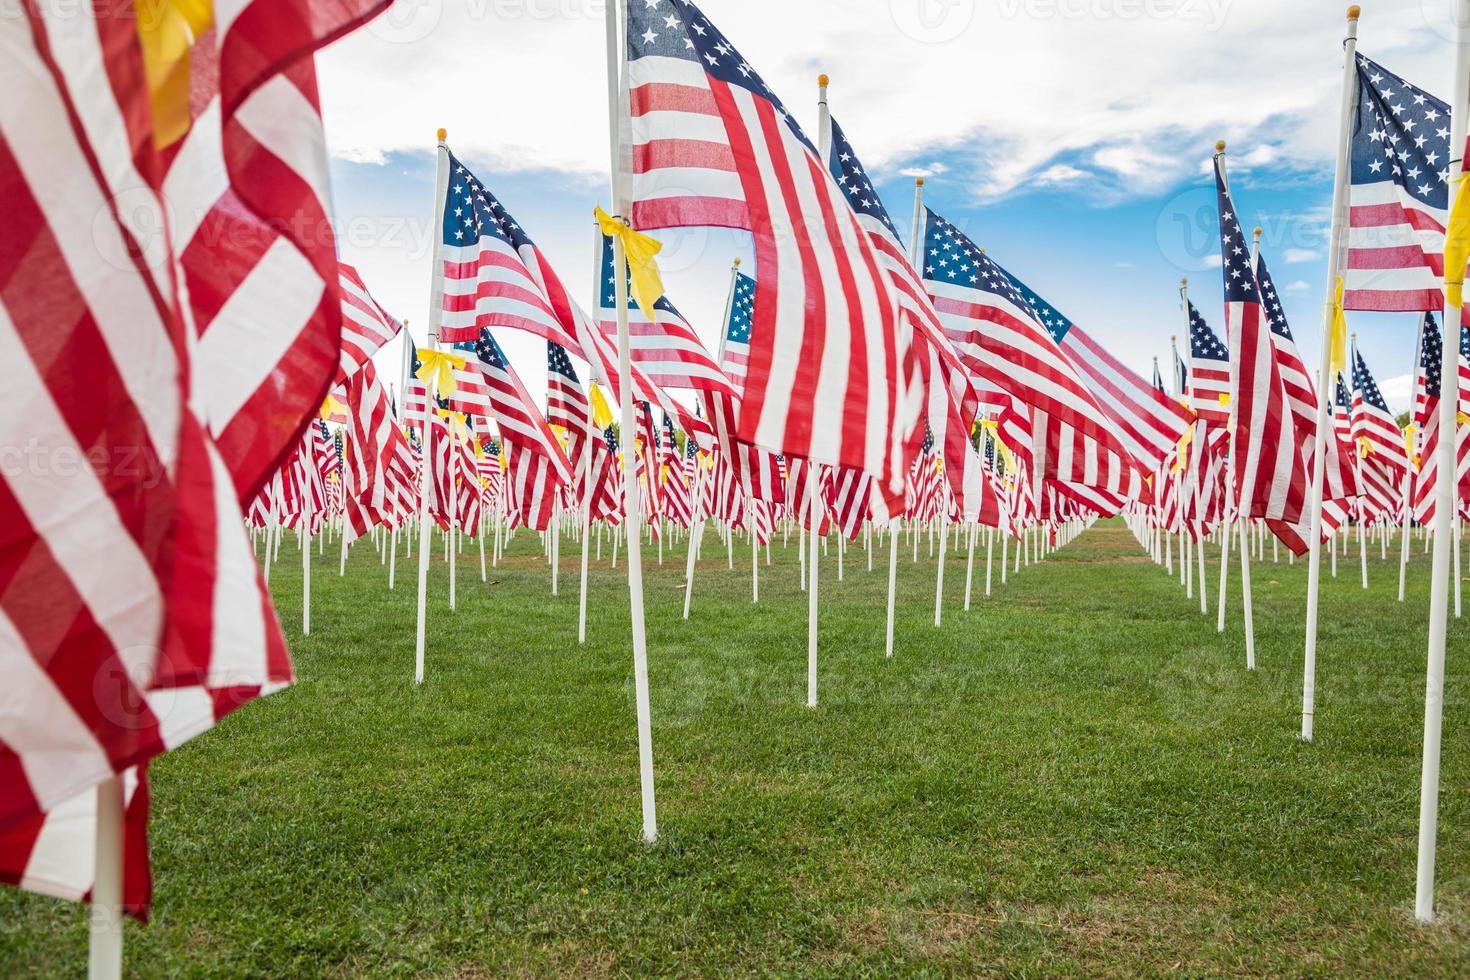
[1033,163,1090,186]
[900,162,950,178]
[1202,254,1223,268]
[1282,248,1320,263]
[317,1,1452,203]
[1113,260,1135,270]
[1379,373,1414,409]
[1283,279,1311,292]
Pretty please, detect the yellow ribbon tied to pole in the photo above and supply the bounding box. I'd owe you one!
[1329,276,1348,379]
[416,348,465,397]
[595,206,665,322]
[1357,435,1374,460]
[1446,170,1470,309]
[435,408,469,442]
[589,384,615,430]
[320,393,344,421]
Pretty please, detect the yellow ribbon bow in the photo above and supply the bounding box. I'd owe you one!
[595,206,665,322]
[436,408,469,442]
[1459,411,1470,428]
[416,348,466,396]
[589,384,615,430]
[1357,435,1375,460]
[1217,393,1231,407]
[320,393,344,420]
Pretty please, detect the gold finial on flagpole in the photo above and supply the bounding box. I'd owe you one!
[818,73,829,87]
[733,258,741,267]
[437,128,446,142]
[1347,6,1360,22]
[916,176,925,187]
[1215,139,1226,154]
[1253,226,1263,238]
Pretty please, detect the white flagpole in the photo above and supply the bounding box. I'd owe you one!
[605,0,657,841]
[685,259,741,619]
[1416,0,1470,922]
[87,776,124,980]
[579,387,597,643]
[1302,5,1362,739]
[985,524,994,596]
[414,129,450,686]
[263,471,281,586]
[934,467,948,626]
[803,72,834,706]
[963,523,975,611]
[302,467,312,635]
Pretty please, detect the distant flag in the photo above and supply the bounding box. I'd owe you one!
[595,234,734,395]
[337,263,403,383]
[1215,156,1309,551]
[721,271,756,390]
[1186,301,1232,426]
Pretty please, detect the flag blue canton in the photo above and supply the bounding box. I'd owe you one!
[1001,266,1074,345]
[630,0,813,154]
[1335,373,1353,409]
[1214,160,1258,307]
[1351,54,1451,210]
[598,233,685,318]
[1352,350,1392,414]
[1252,252,1294,342]
[922,209,1035,312]
[1420,313,1444,399]
[826,116,899,240]
[469,328,510,372]
[726,270,755,343]
[441,150,534,250]
[548,342,580,383]
[1188,301,1228,361]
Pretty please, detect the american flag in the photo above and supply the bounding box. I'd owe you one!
[1410,314,1470,524]
[700,269,785,503]
[461,329,571,485]
[437,150,580,348]
[1352,348,1411,477]
[624,0,913,503]
[1003,267,1194,478]
[1186,301,1231,425]
[1345,55,1453,313]
[0,0,386,914]
[596,234,733,395]
[1153,360,1166,395]
[826,116,978,440]
[919,210,1135,488]
[446,342,495,418]
[1215,157,1309,549]
[337,263,403,384]
[1350,348,1408,526]
[547,342,597,489]
[826,466,873,540]
[1252,220,1359,534]
[721,271,756,389]
[346,361,417,524]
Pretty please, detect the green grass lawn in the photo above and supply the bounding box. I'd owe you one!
[4,518,1469,976]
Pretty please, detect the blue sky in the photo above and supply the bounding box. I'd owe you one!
[318,0,1463,415]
